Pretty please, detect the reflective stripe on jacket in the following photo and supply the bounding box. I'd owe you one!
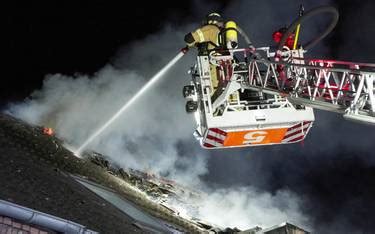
[187,25,221,49]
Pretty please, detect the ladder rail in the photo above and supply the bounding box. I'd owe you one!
[209,48,375,124]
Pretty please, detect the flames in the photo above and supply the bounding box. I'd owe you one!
[43,127,54,136]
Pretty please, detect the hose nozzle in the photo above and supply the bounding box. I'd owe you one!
[181,46,189,54]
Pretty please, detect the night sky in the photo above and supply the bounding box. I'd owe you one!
[4,1,227,105]
[4,0,375,233]
[5,1,375,103]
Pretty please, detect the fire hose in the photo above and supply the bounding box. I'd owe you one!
[277,5,339,52]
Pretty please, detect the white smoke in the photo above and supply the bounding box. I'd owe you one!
[7,37,207,184]
[196,188,308,229]
[6,3,314,231]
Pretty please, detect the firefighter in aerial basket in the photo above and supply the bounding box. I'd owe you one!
[184,12,239,53]
[183,12,225,113]
[184,12,224,55]
[272,26,296,90]
[183,13,240,114]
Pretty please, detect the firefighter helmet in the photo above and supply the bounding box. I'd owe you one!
[203,12,224,27]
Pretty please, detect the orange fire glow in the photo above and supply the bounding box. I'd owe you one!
[43,127,54,136]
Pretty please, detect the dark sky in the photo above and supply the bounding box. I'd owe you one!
[5,1,165,104]
[5,0,375,103]
[4,1,375,233]
[4,1,229,106]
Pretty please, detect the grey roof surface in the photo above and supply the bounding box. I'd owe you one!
[0,114,146,233]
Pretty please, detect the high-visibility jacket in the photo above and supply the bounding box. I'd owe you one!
[184,24,221,51]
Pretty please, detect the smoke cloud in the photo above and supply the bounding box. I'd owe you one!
[6,21,308,229]
[7,27,206,183]
[202,1,375,233]
[196,188,307,229]
[6,0,375,233]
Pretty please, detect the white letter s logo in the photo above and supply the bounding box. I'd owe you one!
[243,131,268,144]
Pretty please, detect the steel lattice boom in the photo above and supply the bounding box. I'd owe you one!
[183,47,375,149]
[241,47,375,124]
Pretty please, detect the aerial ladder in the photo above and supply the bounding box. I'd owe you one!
[183,6,375,149]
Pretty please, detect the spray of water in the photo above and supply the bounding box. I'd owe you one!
[75,51,186,155]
